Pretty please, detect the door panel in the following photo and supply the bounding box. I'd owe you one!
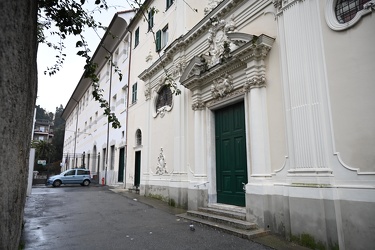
[134,151,141,187]
[118,148,125,182]
[216,102,247,206]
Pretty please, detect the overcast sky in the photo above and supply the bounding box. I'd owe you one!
[36,0,131,113]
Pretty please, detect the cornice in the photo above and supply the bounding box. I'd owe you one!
[181,34,274,91]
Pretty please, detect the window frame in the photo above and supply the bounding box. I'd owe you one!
[134,27,139,48]
[148,9,154,31]
[325,0,373,31]
[153,84,173,118]
[155,25,169,52]
[132,82,138,104]
[166,0,174,10]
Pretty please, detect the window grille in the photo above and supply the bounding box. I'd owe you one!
[335,0,370,23]
[136,129,142,146]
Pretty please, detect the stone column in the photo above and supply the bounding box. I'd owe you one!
[244,75,271,178]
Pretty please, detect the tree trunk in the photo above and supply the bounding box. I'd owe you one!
[0,0,38,248]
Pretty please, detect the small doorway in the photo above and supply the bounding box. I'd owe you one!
[134,151,141,187]
[215,101,247,206]
[118,148,125,182]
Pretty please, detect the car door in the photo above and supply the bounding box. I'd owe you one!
[75,169,88,183]
[62,169,76,184]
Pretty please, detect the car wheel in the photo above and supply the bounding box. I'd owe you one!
[83,180,90,186]
[53,180,62,187]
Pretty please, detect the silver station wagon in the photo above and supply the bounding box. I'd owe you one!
[46,169,91,187]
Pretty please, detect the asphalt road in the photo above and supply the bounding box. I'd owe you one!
[21,185,274,250]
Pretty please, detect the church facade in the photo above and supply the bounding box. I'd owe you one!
[126,0,375,248]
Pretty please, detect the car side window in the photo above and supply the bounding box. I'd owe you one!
[77,170,86,175]
[65,170,75,176]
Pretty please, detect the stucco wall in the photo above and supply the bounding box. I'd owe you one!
[320,2,375,172]
[247,186,375,250]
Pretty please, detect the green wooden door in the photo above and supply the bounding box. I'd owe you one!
[215,102,247,206]
[118,148,125,182]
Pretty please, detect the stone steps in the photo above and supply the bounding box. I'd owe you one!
[177,204,269,240]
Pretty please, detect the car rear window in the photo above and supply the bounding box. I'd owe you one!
[77,170,89,175]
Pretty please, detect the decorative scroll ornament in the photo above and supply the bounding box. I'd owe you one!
[156,147,168,175]
[144,85,151,100]
[243,75,266,92]
[146,50,153,63]
[173,61,187,78]
[204,0,224,15]
[273,0,282,10]
[211,73,234,98]
[156,106,168,118]
[192,101,205,111]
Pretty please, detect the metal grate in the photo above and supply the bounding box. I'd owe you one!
[335,0,370,23]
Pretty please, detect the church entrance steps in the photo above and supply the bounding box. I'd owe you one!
[177,204,269,240]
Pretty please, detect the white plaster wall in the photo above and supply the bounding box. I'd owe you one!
[320,2,375,172]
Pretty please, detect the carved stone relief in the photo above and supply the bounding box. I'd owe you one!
[243,75,266,92]
[204,0,224,15]
[156,147,168,175]
[173,61,187,78]
[192,101,206,111]
[206,16,236,67]
[211,73,234,99]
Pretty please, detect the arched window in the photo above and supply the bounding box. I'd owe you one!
[135,129,142,146]
[335,0,371,23]
[156,86,173,111]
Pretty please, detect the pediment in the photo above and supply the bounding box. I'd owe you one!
[180,33,275,91]
[180,56,208,83]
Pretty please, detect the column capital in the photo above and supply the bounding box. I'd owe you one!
[192,101,206,111]
[244,75,266,92]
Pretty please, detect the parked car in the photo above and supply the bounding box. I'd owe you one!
[46,169,91,187]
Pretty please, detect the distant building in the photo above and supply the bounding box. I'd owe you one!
[33,119,54,142]
[61,10,135,183]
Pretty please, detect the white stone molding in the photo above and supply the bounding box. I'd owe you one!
[155,147,168,175]
[204,0,225,15]
[243,75,266,92]
[273,0,304,14]
[192,101,206,111]
[144,84,151,100]
[151,77,174,118]
[211,73,234,98]
[325,0,375,31]
[145,50,153,63]
[172,59,187,79]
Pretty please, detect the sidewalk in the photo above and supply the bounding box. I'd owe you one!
[109,188,310,250]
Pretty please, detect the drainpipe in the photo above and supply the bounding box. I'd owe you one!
[105,51,113,186]
[71,98,79,169]
[123,29,132,189]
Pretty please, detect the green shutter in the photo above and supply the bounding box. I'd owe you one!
[156,30,161,52]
